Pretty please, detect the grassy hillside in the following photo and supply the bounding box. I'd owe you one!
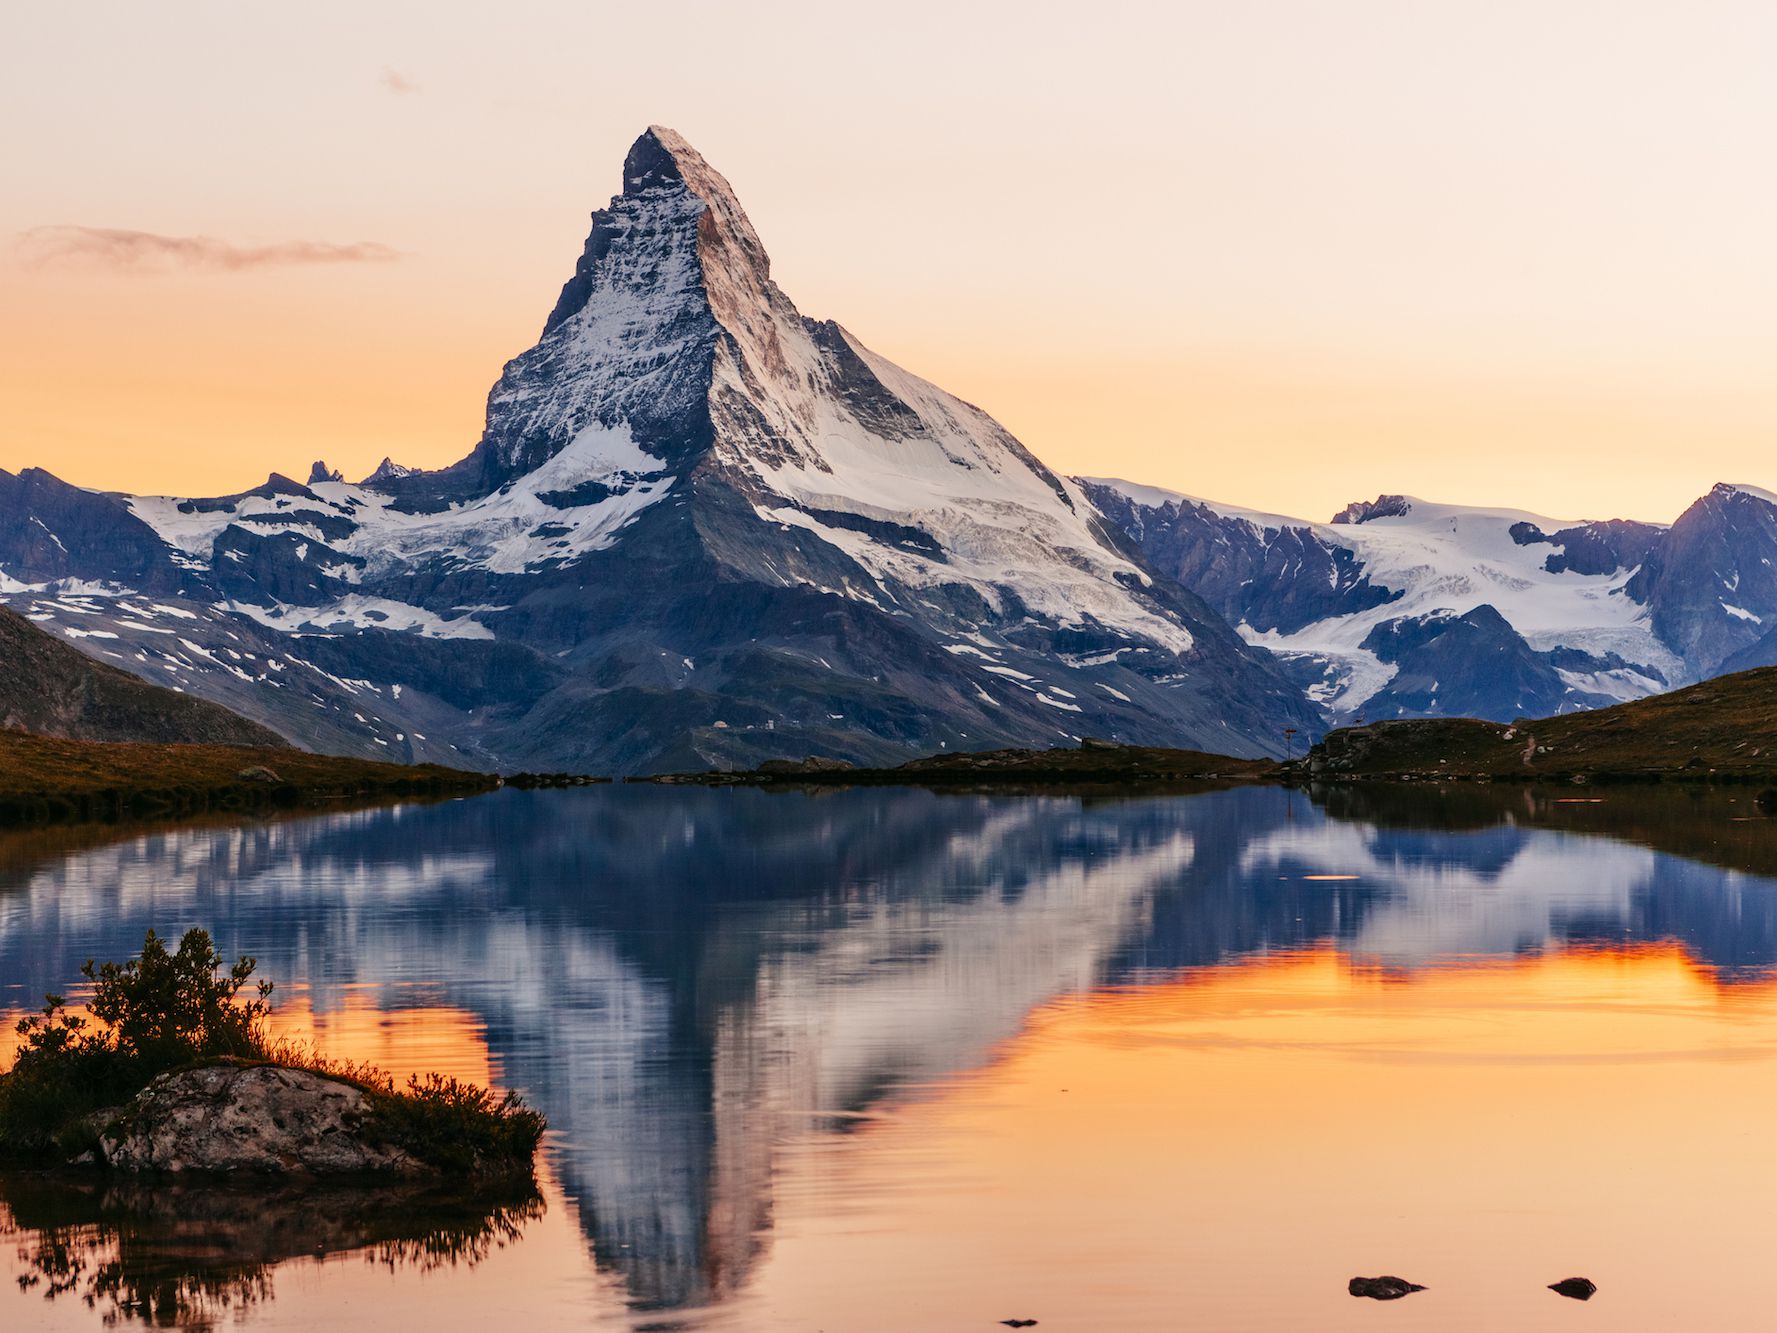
[1313,666,1777,781]
[0,604,286,747]
[0,729,496,824]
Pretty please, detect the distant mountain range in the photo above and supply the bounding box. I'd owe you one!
[0,127,1770,770]
[1083,479,1777,725]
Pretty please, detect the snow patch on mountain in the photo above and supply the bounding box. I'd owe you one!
[231,594,496,640]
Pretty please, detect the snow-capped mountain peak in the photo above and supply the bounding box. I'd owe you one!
[0,128,1317,772]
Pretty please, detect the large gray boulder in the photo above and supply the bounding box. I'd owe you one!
[99,1063,426,1176]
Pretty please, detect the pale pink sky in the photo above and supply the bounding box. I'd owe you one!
[2,1,1773,521]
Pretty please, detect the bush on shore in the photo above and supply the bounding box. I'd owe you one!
[0,928,544,1173]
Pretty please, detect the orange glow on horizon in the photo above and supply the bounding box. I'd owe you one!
[5,257,1771,525]
[5,4,1776,523]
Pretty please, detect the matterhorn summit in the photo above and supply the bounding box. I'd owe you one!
[0,127,1314,772]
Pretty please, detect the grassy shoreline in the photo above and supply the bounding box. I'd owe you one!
[1306,667,1777,785]
[0,729,498,826]
[644,742,1281,790]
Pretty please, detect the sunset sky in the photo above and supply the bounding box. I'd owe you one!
[3,1,1772,522]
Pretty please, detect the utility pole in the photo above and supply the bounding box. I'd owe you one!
[1283,727,1298,763]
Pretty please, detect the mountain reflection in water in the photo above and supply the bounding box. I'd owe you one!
[2,783,1776,1328]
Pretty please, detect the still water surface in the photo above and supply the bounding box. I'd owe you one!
[3,783,1777,1330]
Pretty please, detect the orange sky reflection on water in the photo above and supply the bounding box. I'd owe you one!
[0,990,498,1091]
[8,945,1777,1329]
[736,943,1777,1332]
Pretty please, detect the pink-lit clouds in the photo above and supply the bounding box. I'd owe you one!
[17,226,401,273]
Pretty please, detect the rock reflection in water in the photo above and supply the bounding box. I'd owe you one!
[0,1172,543,1329]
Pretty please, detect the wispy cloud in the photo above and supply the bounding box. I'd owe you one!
[380,67,419,95]
[16,226,401,273]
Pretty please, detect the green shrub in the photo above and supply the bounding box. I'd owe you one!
[1,929,269,1158]
[83,927,271,1066]
[367,1073,547,1175]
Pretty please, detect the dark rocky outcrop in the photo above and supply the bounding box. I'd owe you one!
[1548,1277,1597,1300]
[1511,518,1662,576]
[1626,484,1777,673]
[1348,1275,1425,1300]
[1355,605,1622,722]
[1331,495,1413,525]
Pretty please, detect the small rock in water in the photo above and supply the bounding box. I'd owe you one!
[1549,1277,1597,1301]
[1348,1275,1426,1300]
[998,1322,1038,1329]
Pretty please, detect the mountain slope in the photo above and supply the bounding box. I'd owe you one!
[0,128,1317,773]
[0,603,285,747]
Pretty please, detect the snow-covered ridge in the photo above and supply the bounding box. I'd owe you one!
[128,421,671,590]
[1084,477,1681,715]
[721,321,1197,655]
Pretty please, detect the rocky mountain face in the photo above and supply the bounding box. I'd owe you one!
[1624,484,1777,674]
[1085,477,1777,725]
[0,603,284,747]
[0,127,1315,773]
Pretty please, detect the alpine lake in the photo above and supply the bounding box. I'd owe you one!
[4,779,1777,1331]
